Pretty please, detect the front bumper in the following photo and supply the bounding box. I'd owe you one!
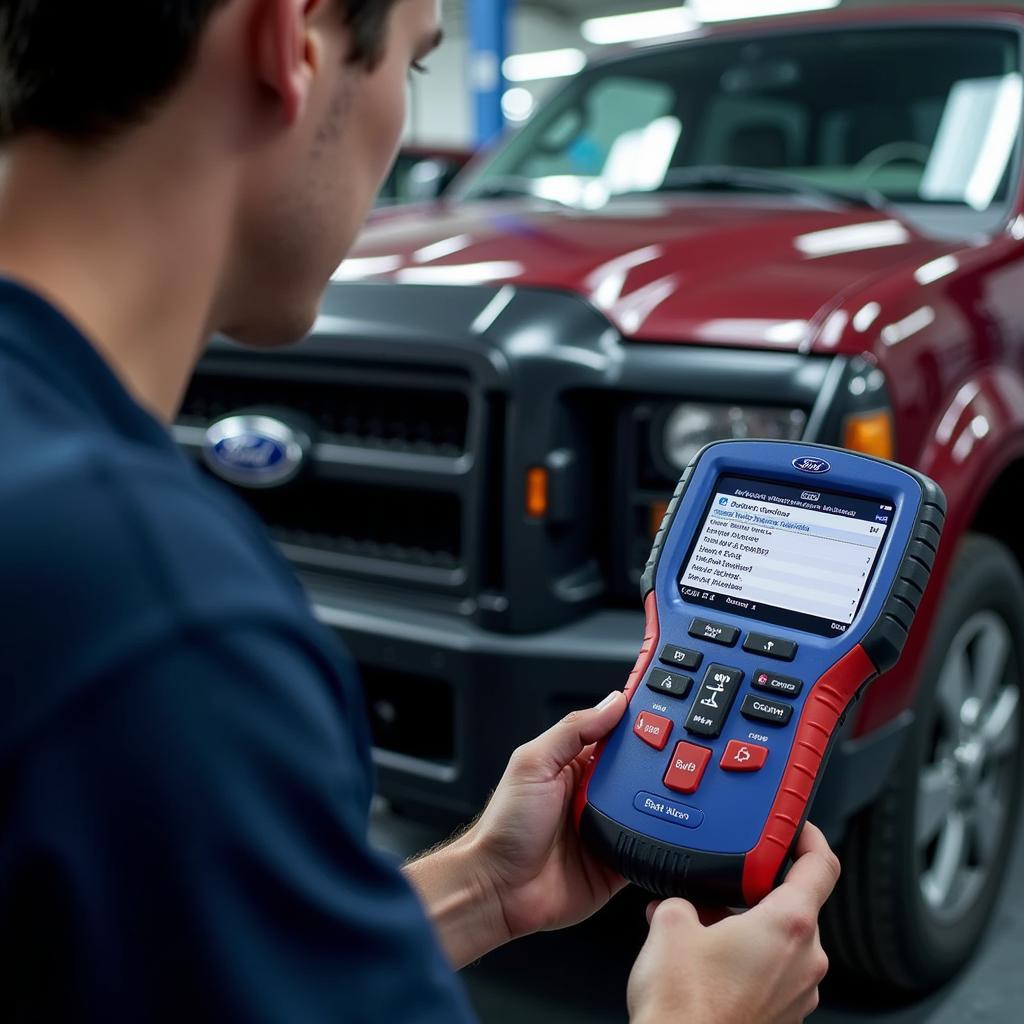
[305,574,913,838]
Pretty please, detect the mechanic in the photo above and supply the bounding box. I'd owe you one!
[0,1,839,1021]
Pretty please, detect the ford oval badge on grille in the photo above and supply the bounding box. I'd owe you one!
[792,456,831,474]
[203,414,309,488]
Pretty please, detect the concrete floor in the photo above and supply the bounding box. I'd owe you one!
[371,804,1024,1023]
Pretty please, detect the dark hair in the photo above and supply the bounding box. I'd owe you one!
[0,0,399,144]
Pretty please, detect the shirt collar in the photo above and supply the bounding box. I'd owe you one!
[0,275,181,454]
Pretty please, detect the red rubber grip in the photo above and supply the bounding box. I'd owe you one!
[574,590,660,829]
[741,643,877,905]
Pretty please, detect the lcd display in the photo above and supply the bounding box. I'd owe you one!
[679,476,892,637]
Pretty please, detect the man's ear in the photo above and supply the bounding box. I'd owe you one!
[253,0,330,124]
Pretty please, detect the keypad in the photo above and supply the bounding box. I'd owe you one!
[632,624,808,804]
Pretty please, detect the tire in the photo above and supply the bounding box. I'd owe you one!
[821,533,1024,996]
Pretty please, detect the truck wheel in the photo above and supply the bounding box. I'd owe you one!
[821,533,1024,995]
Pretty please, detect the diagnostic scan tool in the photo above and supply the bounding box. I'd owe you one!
[576,441,945,906]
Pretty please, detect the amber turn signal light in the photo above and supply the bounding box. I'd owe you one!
[843,410,895,460]
[526,466,549,518]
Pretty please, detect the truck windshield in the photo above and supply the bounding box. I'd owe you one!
[459,26,1022,231]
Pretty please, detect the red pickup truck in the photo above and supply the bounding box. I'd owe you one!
[177,5,1024,995]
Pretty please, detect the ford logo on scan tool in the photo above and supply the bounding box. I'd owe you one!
[203,414,310,488]
[792,457,831,474]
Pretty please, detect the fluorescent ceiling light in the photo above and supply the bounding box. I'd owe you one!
[503,48,586,82]
[689,0,840,21]
[502,87,535,122]
[582,7,699,45]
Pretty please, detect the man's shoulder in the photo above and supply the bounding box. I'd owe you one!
[6,429,251,548]
[0,432,349,748]
[2,434,315,667]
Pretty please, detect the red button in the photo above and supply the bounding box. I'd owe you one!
[633,711,672,750]
[663,741,712,794]
[720,740,769,772]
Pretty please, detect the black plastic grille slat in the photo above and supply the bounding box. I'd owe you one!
[182,373,469,456]
[211,473,462,570]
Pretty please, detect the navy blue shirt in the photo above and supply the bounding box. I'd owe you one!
[0,278,475,1023]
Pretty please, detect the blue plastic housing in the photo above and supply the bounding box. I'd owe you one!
[585,440,930,856]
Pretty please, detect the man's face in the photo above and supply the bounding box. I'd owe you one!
[223,0,442,347]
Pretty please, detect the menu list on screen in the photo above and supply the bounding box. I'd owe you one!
[679,476,892,637]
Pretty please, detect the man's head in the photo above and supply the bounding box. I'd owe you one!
[0,0,442,346]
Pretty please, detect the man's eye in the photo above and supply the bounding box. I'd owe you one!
[410,61,428,75]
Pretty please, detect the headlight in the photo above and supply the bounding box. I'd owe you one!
[659,403,807,474]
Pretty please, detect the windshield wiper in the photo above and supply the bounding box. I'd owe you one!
[652,165,892,214]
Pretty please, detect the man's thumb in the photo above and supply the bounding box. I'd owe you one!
[516,691,628,773]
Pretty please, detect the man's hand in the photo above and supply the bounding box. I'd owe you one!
[403,691,629,966]
[626,824,840,1024]
[467,690,631,939]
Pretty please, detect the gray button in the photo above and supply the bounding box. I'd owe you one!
[689,618,740,646]
[659,644,702,671]
[740,693,793,726]
[647,671,692,699]
[684,664,743,737]
[743,632,797,661]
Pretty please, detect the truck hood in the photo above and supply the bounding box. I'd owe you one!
[337,196,953,350]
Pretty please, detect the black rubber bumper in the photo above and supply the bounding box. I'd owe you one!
[580,804,747,905]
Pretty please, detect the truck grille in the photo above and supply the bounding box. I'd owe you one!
[250,479,462,570]
[176,359,483,593]
[180,373,470,456]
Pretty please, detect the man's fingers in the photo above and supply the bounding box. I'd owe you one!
[648,897,701,931]
[793,821,834,861]
[762,823,841,917]
[512,691,628,775]
[695,905,732,927]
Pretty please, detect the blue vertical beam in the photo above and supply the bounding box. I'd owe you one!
[468,0,510,147]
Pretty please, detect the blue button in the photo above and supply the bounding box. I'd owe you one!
[633,791,704,829]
